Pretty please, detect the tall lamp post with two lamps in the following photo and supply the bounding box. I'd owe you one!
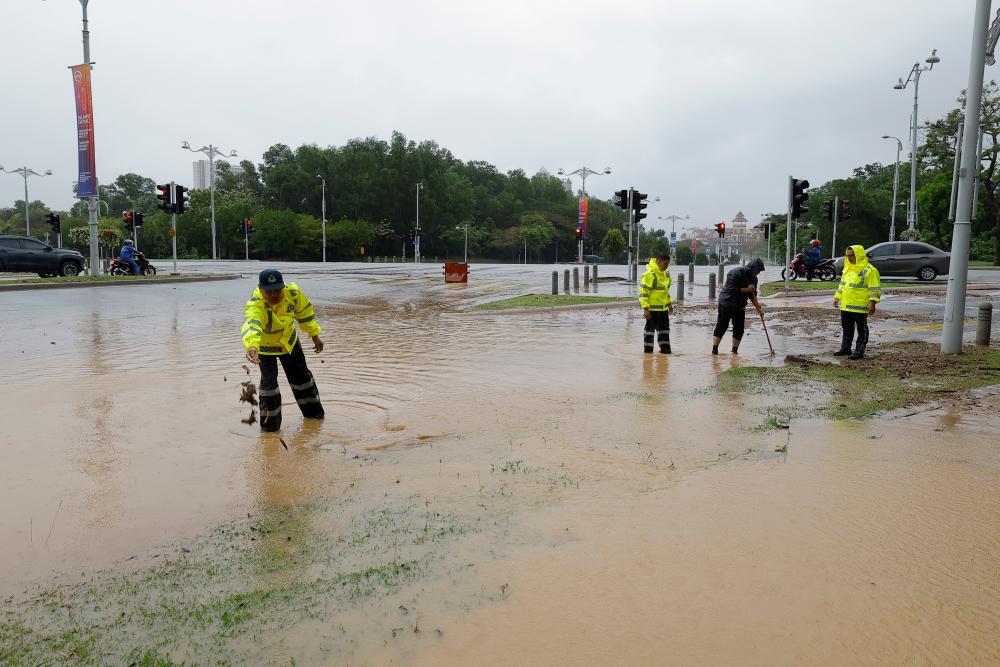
[893,49,940,235]
[557,166,611,264]
[181,141,237,260]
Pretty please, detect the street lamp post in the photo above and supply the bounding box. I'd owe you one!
[415,182,423,263]
[557,166,611,264]
[658,213,689,260]
[181,141,237,260]
[894,49,940,234]
[881,135,904,241]
[76,0,101,274]
[317,175,327,263]
[0,166,52,236]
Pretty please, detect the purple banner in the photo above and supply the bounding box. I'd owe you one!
[71,64,98,197]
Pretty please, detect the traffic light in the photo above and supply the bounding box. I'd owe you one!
[173,184,189,213]
[824,200,834,222]
[575,226,583,240]
[237,219,246,234]
[839,199,851,220]
[632,191,648,222]
[613,189,629,210]
[791,178,810,219]
[246,219,255,234]
[45,213,61,234]
[134,211,144,227]
[715,222,726,238]
[156,184,172,212]
[122,211,134,231]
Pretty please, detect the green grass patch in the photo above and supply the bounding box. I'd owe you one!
[719,343,1000,427]
[761,280,929,297]
[969,260,998,269]
[0,274,205,285]
[474,293,632,311]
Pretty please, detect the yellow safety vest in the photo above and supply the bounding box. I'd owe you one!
[241,282,321,355]
[639,259,673,311]
[835,245,881,312]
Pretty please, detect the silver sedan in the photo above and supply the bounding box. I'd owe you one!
[834,241,950,281]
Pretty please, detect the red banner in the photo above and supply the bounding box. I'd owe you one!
[578,196,589,238]
[71,64,98,197]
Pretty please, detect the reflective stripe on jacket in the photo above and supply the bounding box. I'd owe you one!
[835,244,881,312]
[639,258,673,311]
[242,282,322,355]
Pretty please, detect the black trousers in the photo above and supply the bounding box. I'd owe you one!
[713,305,746,341]
[839,311,869,352]
[644,310,671,352]
[258,341,324,432]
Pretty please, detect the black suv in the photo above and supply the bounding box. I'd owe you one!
[0,235,86,276]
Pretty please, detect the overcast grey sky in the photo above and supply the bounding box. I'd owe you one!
[0,0,982,233]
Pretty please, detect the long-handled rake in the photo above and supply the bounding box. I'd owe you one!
[758,308,775,355]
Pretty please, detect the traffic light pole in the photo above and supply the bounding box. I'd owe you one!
[942,0,991,354]
[170,182,179,275]
[244,221,249,261]
[785,176,793,291]
[626,188,634,280]
[832,196,839,260]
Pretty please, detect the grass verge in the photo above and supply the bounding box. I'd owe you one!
[760,280,928,297]
[718,341,1000,427]
[473,294,632,311]
[0,274,202,285]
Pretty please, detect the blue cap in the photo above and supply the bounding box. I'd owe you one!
[258,268,285,290]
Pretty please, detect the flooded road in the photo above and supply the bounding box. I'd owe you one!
[1,261,998,664]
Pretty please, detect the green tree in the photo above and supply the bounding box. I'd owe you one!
[601,228,626,262]
[328,219,375,258]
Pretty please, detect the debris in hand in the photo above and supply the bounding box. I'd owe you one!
[239,380,258,406]
[241,409,257,425]
[280,438,288,451]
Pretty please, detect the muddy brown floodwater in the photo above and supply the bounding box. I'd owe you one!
[1,262,998,665]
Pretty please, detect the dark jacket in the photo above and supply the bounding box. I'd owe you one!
[718,265,758,309]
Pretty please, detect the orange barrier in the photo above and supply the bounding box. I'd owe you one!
[444,261,469,283]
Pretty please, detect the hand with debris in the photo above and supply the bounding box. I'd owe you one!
[240,380,258,406]
[312,335,324,354]
[246,347,261,365]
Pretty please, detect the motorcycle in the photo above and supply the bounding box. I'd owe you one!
[781,253,836,282]
[110,251,157,276]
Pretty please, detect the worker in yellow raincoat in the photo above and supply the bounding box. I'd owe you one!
[834,244,881,360]
[639,253,674,353]
[242,268,325,431]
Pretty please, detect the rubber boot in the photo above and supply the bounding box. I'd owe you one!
[833,348,851,356]
[848,344,866,361]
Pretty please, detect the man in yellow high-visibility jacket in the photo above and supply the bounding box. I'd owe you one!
[834,245,881,360]
[639,253,674,353]
[242,268,325,431]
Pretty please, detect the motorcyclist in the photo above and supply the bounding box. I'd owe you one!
[804,239,822,276]
[120,239,141,275]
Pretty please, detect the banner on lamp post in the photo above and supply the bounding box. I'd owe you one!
[578,196,589,238]
[71,64,98,198]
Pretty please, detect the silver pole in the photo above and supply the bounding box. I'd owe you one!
[415,183,421,263]
[209,146,217,260]
[832,195,839,260]
[626,188,634,276]
[942,0,991,354]
[170,181,179,275]
[79,0,100,275]
[22,170,30,236]
[784,176,792,290]
[320,177,327,263]
[972,125,985,220]
[890,140,901,240]
[948,123,965,221]
[244,219,249,260]
[464,223,468,263]
[908,80,920,232]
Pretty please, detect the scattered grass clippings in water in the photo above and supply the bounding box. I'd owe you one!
[0,499,479,665]
[473,294,632,311]
[718,342,1000,428]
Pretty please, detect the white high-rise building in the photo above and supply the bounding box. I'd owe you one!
[192,159,242,190]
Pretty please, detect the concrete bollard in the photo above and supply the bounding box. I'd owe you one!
[584,265,591,286]
[976,300,993,345]
[593,264,599,282]
[573,267,580,291]
[709,272,716,300]
[551,271,559,295]
[688,263,694,284]
[564,269,570,294]
[718,262,725,285]
[676,273,685,302]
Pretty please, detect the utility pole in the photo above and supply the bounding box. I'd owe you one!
[626,188,634,278]
[832,195,840,259]
[317,175,327,262]
[415,182,423,263]
[942,0,994,353]
[785,177,792,291]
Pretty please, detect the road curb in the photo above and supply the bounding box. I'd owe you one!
[0,274,243,292]
[763,283,997,299]
[465,300,636,315]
